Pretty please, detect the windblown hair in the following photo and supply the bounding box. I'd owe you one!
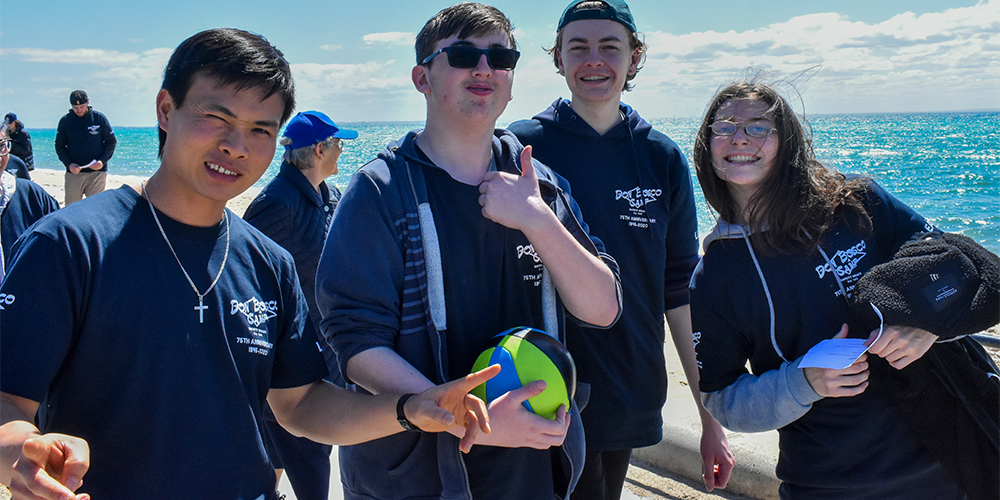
[158,28,296,156]
[280,136,341,170]
[546,1,646,92]
[415,3,517,65]
[692,76,871,255]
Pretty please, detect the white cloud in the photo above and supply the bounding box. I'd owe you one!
[362,32,413,45]
[632,0,1000,115]
[320,44,343,51]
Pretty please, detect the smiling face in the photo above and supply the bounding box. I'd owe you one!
[557,19,639,106]
[413,33,514,125]
[709,98,779,209]
[155,73,283,219]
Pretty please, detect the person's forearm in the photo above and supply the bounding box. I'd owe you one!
[666,305,712,417]
[522,211,619,327]
[269,381,405,446]
[345,346,437,395]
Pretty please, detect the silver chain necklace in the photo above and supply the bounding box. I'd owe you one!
[142,182,230,323]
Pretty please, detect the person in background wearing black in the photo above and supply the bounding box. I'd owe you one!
[54,90,117,205]
[3,113,33,171]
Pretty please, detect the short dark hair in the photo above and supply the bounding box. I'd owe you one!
[415,3,517,66]
[547,1,646,92]
[692,72,870,255]
[158,28,296,156]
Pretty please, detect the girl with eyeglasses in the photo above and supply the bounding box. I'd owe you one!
[687,76,990,499]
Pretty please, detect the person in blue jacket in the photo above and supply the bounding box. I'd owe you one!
[509,2,733,498]
[54,90,117,205]
[689,76,966,499]
[0,28,497,500]
[244,110,357,500]
[316,3,623,499]
[0,168,58,280]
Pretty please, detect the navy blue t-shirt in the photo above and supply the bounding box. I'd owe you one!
[418,151,557,500]
[0,186,327,499]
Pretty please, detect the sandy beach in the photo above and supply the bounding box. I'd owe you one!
[26,168,263,217]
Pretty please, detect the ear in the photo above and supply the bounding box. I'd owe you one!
[155,89,173,133]
[628,47,641,75]
[555,50,565,76]
[314,142,325,160]
[412,65,431,96]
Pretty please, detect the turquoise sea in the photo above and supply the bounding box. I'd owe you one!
[27,111,1000,253]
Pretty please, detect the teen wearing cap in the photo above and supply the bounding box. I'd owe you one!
[243,110,358,500]
[316,3,622,499]
[54,90,117,205]
[689,76,970,499]
[509,1,733,497]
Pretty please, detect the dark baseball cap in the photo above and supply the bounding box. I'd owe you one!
[3,113,16,124]
[558,0,636,33]
[70,90,89,105]
[282,111,358,151]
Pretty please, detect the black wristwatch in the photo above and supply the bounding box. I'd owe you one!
[396,393,422,432]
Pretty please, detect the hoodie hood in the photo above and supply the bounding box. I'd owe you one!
[702,219,754,253]
[532,98,651,140]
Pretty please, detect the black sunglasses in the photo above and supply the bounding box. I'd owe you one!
[421,45,520,71]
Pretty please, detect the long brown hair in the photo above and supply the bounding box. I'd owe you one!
[692,77,871,255]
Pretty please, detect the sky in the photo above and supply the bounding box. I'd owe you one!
[1,0,997,128]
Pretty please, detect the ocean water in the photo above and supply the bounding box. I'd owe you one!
[27,111,999,253]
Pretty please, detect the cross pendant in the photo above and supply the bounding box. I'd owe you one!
[195,298,208,324]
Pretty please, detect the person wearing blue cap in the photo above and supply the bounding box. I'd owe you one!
[509,1,734,498]
[243,110,357,500]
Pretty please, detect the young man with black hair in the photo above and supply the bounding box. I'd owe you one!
[316,3,622,499]
[509,1,734,498]
[0,28,496,500]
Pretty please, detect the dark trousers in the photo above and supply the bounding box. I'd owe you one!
[572,449,632,500]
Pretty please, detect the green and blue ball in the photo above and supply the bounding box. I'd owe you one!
[470,326,576,420]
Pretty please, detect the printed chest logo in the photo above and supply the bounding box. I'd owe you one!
[87,125,101,135]
[231,297,277,357]
[518,244,544,287]
[615,186,660,229]
[815,240,868,297]
[0,293,14,310]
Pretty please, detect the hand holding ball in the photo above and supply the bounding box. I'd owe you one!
[470,327,576,419]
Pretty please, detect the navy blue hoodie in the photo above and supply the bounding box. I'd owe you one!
[510,99,699,450]
[55,107,116,172]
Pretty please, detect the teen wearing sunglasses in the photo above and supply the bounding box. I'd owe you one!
[316,3,622,500]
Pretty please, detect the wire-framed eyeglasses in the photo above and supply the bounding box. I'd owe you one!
[710,120,776,138]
